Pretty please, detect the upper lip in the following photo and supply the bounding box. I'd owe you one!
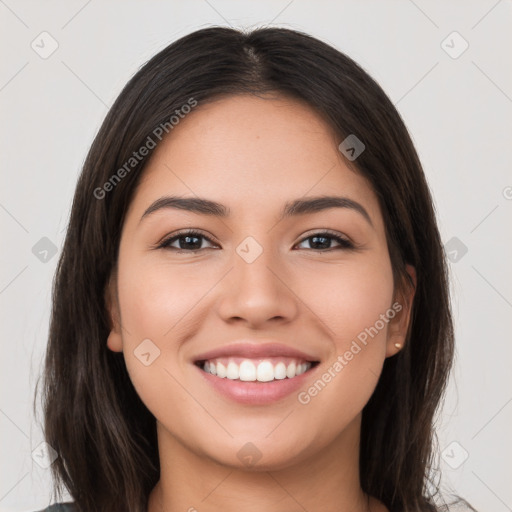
[193,341,320,363]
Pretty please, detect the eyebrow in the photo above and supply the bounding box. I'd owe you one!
[140,195,373,228]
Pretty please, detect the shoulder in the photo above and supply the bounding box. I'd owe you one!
[34,503,76,512]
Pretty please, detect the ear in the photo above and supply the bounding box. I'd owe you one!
[385,264,416,357]
[105,272,123,353]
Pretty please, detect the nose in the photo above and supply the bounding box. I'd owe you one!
[216,240,299,328]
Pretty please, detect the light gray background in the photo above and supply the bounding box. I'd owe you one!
[1,1,511,511]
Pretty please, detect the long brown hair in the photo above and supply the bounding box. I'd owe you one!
[36,26,476,512]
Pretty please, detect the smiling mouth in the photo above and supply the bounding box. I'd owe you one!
[194,357,320,382]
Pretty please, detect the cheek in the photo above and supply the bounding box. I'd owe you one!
[293,256,394,425]
[114,257,220,417]
[117,259,207,340]
[294,257,394,410]
[300,255,395,345]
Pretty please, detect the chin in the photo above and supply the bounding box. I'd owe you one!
[199,435,316,472]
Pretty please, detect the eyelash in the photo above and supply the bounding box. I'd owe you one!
[156,228,355,253]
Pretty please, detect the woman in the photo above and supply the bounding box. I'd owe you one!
[36,26,477,512]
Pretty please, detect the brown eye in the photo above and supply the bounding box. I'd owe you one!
[158,230,218,252]
[295,231,354,251]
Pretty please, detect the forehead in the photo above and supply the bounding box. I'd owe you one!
[129,94,383,229]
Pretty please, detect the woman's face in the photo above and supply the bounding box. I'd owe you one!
[107,94,415,470]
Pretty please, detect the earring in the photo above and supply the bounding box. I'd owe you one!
[394,342,402,350]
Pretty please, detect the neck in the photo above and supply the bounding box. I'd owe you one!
[147,413,383,512]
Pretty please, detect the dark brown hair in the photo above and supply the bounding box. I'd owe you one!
[36,26,477,512]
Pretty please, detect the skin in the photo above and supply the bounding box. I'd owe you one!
[106,94,416,512]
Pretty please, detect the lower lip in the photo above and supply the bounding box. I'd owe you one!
[195,363,319,405]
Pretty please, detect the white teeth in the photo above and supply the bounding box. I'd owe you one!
[226,362,239,380]
[202,358,313,381]
[239,360,256,381]
[274,362,287,380]
[286,362,296,378]
[256,361,274,382]
[216,362,227,378]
